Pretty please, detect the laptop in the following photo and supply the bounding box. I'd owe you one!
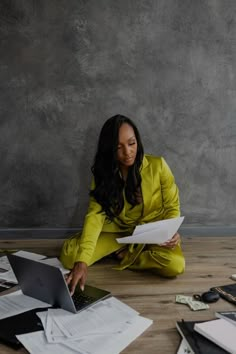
[7,254,111,314]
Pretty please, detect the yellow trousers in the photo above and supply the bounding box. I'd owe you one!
[60,231,185,277]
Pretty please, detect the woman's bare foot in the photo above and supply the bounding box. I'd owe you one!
[115,247,127,260]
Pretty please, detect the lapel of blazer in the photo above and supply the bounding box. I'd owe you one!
[140,155,153,219]
[115,155,153,225]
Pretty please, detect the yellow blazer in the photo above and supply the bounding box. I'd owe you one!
[75,155,180,265]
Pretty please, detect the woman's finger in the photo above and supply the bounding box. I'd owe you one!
[70,271,83,295]
[66,272,73,285]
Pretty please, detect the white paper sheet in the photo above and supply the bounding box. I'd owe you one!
[177,338,192,354]
[13,250,46,260]
[37,310,67,344]
[116,216,184,244]
[0,269,18,283]
[0,255,17,283]
[64,315,153,354]
[0,256,12,271]
[0,291,50,319]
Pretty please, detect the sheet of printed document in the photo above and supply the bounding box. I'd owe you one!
[0,290,50,320]
[0,256,13,271]
[0,255,17,283]
[13,250,47,260]
[58,315,152,354]
[37,310,66,344]
[0,269,17,283]
[17,311,152,354]
[116,216,184,244]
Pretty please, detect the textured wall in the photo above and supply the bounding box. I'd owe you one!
[0,0,236,228]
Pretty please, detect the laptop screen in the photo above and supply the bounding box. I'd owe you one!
[7,254,110,313]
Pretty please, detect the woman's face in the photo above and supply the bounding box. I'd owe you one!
[117,123,138,171]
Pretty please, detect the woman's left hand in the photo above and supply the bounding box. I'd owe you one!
[162,232,180,249]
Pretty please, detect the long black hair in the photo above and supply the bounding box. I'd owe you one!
[90,114,144,220]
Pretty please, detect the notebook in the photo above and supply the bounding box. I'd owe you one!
[176,319,229,354]
[194,318,236,354]
[7,254,111,314]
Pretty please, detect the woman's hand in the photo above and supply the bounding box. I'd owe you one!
[162,232,180,249]
[66,261,88,295]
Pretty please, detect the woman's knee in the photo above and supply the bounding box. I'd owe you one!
[159,255,185,277]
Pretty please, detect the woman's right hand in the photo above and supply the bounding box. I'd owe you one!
[66,261,88,295]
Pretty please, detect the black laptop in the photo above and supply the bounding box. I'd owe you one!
[7,254,111,314]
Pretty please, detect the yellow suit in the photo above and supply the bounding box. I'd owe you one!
[60,155,185,277]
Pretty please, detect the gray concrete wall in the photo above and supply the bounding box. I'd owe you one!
[0,0,236,230]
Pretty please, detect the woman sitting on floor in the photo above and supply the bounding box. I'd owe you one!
[60,114,185,294]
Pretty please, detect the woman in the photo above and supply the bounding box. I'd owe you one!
[60,115,185,294]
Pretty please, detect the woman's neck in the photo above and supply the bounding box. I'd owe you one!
[119,166,128,181]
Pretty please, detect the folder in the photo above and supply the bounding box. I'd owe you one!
[0,307,49,349]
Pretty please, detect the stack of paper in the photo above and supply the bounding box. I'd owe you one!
[16,297,153,354]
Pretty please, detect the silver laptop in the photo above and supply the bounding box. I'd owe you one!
[7,254,111,313]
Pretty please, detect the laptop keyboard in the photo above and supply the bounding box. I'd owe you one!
[72,292,95,310]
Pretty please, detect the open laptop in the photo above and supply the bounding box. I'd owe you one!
[7,254,111,314]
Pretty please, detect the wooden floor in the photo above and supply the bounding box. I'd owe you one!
[0,236,236,354]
